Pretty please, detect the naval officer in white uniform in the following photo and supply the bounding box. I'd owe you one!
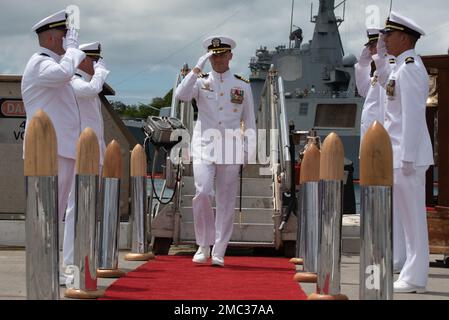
[356,29,406,274]
[355,28,395,140]
[175,36,256,266]
[21,10,85,284]
[62,42,110,267]
[374,11,434,293]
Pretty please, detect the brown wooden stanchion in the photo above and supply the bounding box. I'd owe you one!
[308,132,348,300]
[294,143,319,284]
[25,110,59,300]
[359,122,393,300]
[125,145,155,261]
[290,258,304,266]
[97,140,126,278]
[65,128,104,299]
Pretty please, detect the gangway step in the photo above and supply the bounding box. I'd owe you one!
[180,207,275,224]
[181,176,273,197]
[180,221,275,243]
[181,195,273,209]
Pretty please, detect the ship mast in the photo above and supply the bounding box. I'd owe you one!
[310,0,345,59]
[289,0,295,49]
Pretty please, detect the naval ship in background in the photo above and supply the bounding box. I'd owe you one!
[249,0,363,178]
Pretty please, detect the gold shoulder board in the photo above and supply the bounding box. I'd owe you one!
[234,74,250,83]
[405,57,415,64]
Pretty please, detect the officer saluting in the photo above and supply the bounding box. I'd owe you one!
[355,28,394,141]
[175,36,256,267]
[62,42,110,268]
[374,11,434,293]
[21,9,85,285]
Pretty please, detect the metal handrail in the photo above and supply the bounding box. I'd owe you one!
[259,65,291,193]
[277,76,291,191]
[170,73,183,118]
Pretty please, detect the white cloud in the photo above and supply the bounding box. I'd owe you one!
[1,0,448,104]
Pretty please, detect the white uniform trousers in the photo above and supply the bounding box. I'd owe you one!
[192,163,240,258]
[393,199,406,270]
[394,167,430,287]
[58,157,75,268]
[63,166,102,266]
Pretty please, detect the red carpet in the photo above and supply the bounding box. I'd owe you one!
[102,256,307,300]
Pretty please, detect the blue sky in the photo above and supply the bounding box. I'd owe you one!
[1,0,448,105]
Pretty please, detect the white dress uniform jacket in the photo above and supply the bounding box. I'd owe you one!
[70,69,109,164]
[22,47,86,159]
[382,49,433,169]
[355,64,388,140]
[175,69,256,164]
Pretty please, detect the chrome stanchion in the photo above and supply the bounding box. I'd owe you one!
[65,128,103,299]
[125,145,155,261]
[24,110,59,300]
[294,143,320,284]
[359,122,393,300]
[97,140,126,278]
[309,132,348,300]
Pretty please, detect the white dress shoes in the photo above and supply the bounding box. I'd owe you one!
[192,246,210,264]
[393,280,426,293]
[211,256,225,267]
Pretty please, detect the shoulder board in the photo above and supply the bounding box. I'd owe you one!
[198,73,209,79]
[389,58,395,64]
[39,53,50,57]
[405,57,415,64]
[234,74,250,83]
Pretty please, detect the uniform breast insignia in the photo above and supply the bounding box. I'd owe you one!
[371,75,378,87]
[198,73,210,79]
[386,79,396,98]
[231,88,244,104]
[201,82,213,92]
[405,57,415,64]
[234,74,250,83]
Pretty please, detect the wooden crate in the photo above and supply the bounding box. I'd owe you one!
[428,207,449,254]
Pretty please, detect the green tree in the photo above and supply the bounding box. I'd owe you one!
[111,89,173,119]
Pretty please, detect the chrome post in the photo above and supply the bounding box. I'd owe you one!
[65,128,103,299]
[24,110,59,300]
[25,176,59,300]
[359,121,394,300]
[359,186,393,299]
[316,180,343,296]
[73,175,99,291]
[98,178,121,271]
[302,182,320,273]
[130,175,148,254]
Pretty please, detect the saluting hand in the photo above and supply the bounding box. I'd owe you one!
[65,27,79,49]
[358,46,372,67]
[194,51,214,73]
[94,58,107,71]
[376,34,388,58]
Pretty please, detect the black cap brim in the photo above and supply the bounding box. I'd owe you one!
[379,28,394,34]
